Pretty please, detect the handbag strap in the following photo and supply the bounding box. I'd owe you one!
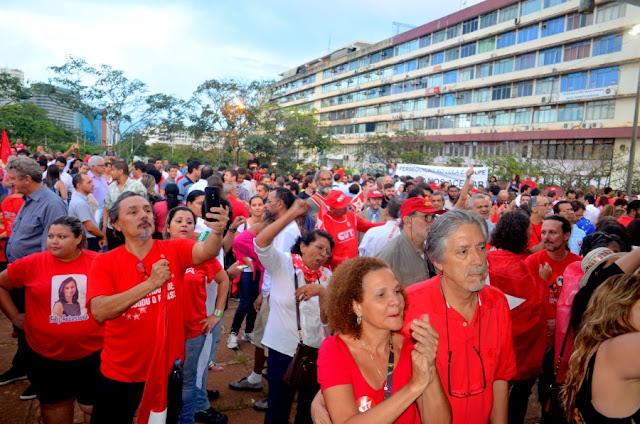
[554,323,571,377]
[293,271,304,344]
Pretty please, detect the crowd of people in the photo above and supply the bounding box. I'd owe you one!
[0,141,638,424]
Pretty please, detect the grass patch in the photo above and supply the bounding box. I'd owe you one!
[216,400,252,412]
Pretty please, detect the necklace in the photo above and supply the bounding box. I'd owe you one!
[361,339,386,386]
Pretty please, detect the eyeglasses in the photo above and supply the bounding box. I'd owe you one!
[442,286,486,398]
[136,261,150,279]
[412,213,435,223]
[310,242,332,257]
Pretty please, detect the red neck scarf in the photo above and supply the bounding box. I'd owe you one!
[292,253,323,283]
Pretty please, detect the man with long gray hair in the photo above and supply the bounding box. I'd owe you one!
[403,210,516,424]
[306,170,333,217]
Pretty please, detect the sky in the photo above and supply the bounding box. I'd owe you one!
[0,0,483,100]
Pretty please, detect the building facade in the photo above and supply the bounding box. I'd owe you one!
[144,127,219,150]
[31,85,82,131]
[271,0,640,185]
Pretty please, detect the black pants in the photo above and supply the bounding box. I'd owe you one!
[87,238,101,252]
[106,228,124,251]
[91,373,182,424]
[509,377,537,424]
[10,287,27,373]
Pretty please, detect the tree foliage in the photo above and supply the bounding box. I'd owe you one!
[0,103,79,150]
[354,131,442,167]
[473,152,542,183]
[0,72,29,103]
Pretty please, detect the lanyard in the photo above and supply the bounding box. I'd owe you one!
[388,220,401,241]
[384,335,395,399]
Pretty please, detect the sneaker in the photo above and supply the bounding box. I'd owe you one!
[0,367,27,386]
[19,385,36,401]
[241,332,254,343]
[227,332,238,349]
[194,407,228,424]
[229,377,263,392]
[207,389,220,401]
[254,398,268,411]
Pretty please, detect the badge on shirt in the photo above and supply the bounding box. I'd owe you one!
[356,396,376,413]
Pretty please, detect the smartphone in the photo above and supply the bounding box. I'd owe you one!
[203,186,221,222]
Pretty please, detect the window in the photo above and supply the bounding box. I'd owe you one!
[400,120,413,131]
[561,72,588,91]
[536,77,559,94]
[499,4,519,23]
[495,58,514,75]
[593,34,622,56]
[406,59,417,72]
[414,118,425,131]
[480,11,498,28]
[544,0,566,6]
[586,100,615,120]
[541,17,564,37]
[429,73,443,87]
[443,93,456,107]
[538,46,562,66]
[474,88,491,103]
[441,116,455,129]
[497,31,516,49]
[533,106,557,122]
[518,25,539,43]
[492,84,512,100]
[456,90,472,105]
[494,111,510,126]
[432,30,446,44]
[431,51,444,65]
[521,0,541,15]
[597,3,625,23]
[473,113,489,126]
[478,37,495,53]
[419,34,431,48]
[459,67,474,82]
[445,48,460,62]
[558,103,584,121]
[426,117,438,129]
[461,42,476,58]
[376,122,389,133]
[515,53,536,71]
[446,25,459,39]
[427,96,441,108]
[444,70,458,84]
[589,66,619,88]
[417,56,430,69]
[566,12,593,30]
[511,108,532,124]
[394,63,404,75]
[564,40,591,61]
[463,18,478,34]
[515,80,534,97]
[457,114,472,128]
[392,83,404,94]
[476,63,493,78]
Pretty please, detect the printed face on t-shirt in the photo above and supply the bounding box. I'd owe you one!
[50,275,89,324]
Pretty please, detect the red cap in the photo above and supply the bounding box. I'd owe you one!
[400,197,445,219]
[367,189,383,199]
[326,190,352,209]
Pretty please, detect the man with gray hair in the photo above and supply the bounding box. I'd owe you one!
[469,193,495,234]
[359,197,404,257]
[88,155,108,211]
[527,195,551,254]
[306,169,333,217]
[404,210,516,423]
[1,156,68,399]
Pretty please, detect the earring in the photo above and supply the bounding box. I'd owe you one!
[356,315,362,325]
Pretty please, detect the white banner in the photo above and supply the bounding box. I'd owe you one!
[396,164,489,187]
[552,87,616,102]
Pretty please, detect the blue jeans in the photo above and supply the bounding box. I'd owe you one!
[179,334,207,424]
[230,271,260,334]
[194,318,223,412]
[264,349,318,424]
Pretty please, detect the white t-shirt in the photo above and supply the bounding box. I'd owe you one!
[260,220,300,298]
[187,179,208,195]
[359,219,401,257]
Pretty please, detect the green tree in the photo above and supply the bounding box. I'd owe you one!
[354,131,441,167]
[473,152,542,183]
[0,72,29,103]
[0,103,79,149]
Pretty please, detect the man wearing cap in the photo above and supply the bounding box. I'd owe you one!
[358,189,384,223]
[375,197,443,286]
[315,190,384,265]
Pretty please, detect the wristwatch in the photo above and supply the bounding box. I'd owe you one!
[213,309,224,318]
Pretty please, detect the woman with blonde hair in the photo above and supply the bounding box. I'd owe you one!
[561,273,640,422]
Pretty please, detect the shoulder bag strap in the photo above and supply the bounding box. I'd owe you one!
[293,269,304,344]
[554,323,571,377]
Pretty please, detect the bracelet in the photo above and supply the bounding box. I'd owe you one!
[229,228,237,233]
[213,309,224,317]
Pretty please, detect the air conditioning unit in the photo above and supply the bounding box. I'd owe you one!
[365,74,371,78]
[592,122,602,128]
[453,94,463,99]
[437,109,443,114]
[541,96,547,103]
[525,125,532,131]
[380,51,387,57]
[581,123,589,129]
[514,18,520,26]
[490,129,497,133]
[347,79,354,84]
[376,70,383,75]
[442,86,448,92]
[490,53,497,58]
[563,123,570,129]
[480,129,486,133]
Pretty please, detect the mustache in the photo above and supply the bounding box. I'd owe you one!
[465,266,487,277]
[138,220,152,228]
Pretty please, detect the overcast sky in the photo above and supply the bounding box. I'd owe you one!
[1,0,482,100]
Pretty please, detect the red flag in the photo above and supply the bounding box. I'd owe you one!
[1,129,10,166]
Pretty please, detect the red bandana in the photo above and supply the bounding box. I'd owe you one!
[291,254,323,283]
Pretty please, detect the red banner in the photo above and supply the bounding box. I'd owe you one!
[1,129,11,166]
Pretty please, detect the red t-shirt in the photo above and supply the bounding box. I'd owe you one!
[526,222,542,253]
[522,180,536,189]
[524,250,581,322]
[2,195,24,238]
[318,335,419,423]
[618,216,633,227]
[403,275,516,424]
[8,250,103,361]
[153,201,169,235]
[87,239,195,382]
[229,196,250,221]
[183,259,223,339]
[316,210,383,263]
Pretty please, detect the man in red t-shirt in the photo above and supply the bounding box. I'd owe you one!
[224,182,250,222]
[618,200,640,227]
[87,192,229,424]
[403,210,516,424]
[316,190,383,265]
[527,195,551,255]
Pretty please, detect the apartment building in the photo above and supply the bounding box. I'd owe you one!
[271,0,640,182]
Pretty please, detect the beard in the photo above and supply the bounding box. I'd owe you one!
[463,266,488,292]
[319,185,332,195]
[136,221,153,241]
[264,209,276,222]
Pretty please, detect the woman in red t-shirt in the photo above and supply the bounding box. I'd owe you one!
[163,206,229,424]
[0,216,103,424]
[316,257,451,424]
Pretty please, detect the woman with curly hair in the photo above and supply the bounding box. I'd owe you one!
[561,273,640,422]
[316,256,451,423]
[487,211,545,424]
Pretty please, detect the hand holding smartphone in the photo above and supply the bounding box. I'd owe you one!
[203,186,221,222]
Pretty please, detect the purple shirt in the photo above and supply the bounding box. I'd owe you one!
[88,171,108,209]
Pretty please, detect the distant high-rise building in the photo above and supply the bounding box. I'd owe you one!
[82,110,108,145]
[0,67,25,86]
[31,84,82,131]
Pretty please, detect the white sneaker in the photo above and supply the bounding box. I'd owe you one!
[242,332,254,343]
[227,332,238,349]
